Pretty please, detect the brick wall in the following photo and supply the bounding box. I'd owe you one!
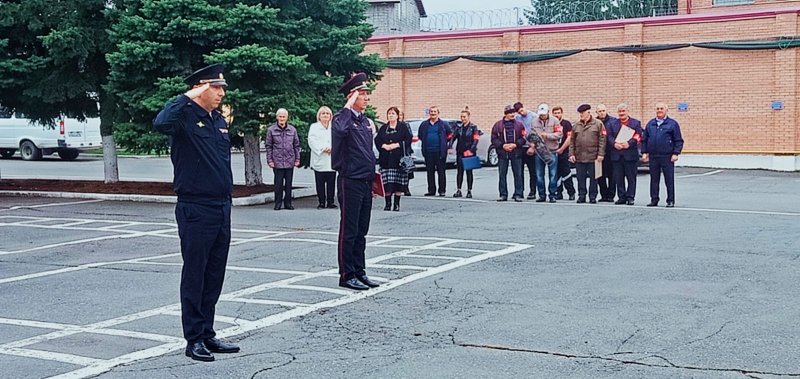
[364,7,800,164]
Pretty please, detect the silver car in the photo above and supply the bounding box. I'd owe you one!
[405,118,497,167]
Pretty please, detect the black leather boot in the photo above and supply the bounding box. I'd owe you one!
[393,195,401,211]
[384,195,391,211]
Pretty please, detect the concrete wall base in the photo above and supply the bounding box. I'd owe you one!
[678,154,800,171]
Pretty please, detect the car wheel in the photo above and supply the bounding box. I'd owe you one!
[58,148,80,161]
[486,147,499,167]
[0,149,15,159]
[19,140,42,161]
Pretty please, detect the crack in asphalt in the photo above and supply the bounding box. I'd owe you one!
[249,352,297,379]
[456,342,800,377]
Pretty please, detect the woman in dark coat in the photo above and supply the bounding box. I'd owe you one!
[374,106,413,211]
[451,107,481,198]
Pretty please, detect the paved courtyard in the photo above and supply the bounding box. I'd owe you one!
[1,158,799,378]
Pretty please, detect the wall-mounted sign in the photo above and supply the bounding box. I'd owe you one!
[771,101,784,110]
[677,102,689,112]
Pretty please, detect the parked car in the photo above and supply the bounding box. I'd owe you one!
[404,118,496,167]
[0,106,101,161]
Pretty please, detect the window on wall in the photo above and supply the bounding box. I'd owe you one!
[713,0,754,5]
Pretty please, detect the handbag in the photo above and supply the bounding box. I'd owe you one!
[462,155,482,170]
[399,140,415,173]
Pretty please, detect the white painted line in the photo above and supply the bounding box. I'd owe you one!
[371,263,429,271]
[366,237,402,246]
[0,228,177,256]
[0,199,105,212]
[0,317,180,343]
[1,347,102,366]
[403,254,462,261]
[0,317,72,331]
[648,206,800,217]
[57,221,96,227]
[0,253,182,284]
[225,266,315,276]
[89,328,183,344]
[223,298,311,308]
[677,169,724,178]
[279,284,351,296]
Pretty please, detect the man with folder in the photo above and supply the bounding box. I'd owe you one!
[607,103,643,205]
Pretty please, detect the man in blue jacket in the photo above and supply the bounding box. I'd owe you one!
[607,103,644,205]
[418,106,453,196]
[642,102,684,208]
[153,64,240,362]
[331,73,380,291]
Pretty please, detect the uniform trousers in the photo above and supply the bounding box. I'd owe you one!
[648,155,676,203]
[176,201,231,344]
[575,162,598,200]
[613,159,638,201]
[337,176,372,282]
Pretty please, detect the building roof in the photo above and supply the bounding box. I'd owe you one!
[367,0,427,17]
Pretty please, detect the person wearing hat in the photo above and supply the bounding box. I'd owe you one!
[331,73,380,291]
[153,64,240,361]
[569,104,606,203]
[491,105,527,201]
[529,103,563,203]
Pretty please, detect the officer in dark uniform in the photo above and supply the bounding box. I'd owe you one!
[332,73,380,291]
[153,64,240,361]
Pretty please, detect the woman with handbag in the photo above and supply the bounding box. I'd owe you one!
[374,106,413,211]
[451,107,482,198]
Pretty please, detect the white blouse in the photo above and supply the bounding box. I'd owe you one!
[307,121,333,172]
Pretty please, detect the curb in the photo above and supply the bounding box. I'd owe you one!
[0,187,317,206]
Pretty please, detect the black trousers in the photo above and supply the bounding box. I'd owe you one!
[273,168,294,207]
[423,152,446,194]
[314,170,336,206]
[598,156,616,200]
[575,162,598,200]
[176,201,231,344]
[557,153,575,197]
[613,159,638,201]
[649,155,676,203]
[455,156,474,191]
[521,153,537,196]
[337,176,372,281]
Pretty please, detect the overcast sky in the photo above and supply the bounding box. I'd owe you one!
[423,0,532,15]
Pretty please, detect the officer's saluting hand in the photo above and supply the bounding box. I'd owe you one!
[153,64,240,362]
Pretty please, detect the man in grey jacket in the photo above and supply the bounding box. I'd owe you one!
[530,104,563,203]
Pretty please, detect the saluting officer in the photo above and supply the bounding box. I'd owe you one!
[332,73,380,291]
[153,64,240,362]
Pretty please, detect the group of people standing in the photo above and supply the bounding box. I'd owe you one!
[494,101,684,207]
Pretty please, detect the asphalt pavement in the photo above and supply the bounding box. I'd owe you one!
[1,155,799,378]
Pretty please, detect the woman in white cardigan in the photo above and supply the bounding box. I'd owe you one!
[307,106,337,209]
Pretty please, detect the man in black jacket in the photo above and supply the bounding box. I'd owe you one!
[331,73,380,291]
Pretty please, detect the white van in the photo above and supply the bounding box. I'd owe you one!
[0,106,102,161]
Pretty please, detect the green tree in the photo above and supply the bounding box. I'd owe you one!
[106,0,384,186]
[526,0,677,25]
[0,0,123,183]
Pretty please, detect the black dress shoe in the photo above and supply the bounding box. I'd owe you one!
[185,341,214,362]
[317,204,325,209]
[599,198,614,203]
[589,199,597,204]
[527,194,536,200]
[466,191,472,198]
[497,197,507,202]
[438,192,446,197]
[273,204,282,210]
[614,199,627,205]
[549,198,556,203]
[536,197,546,203]
[626,200,635,205]
[555,194,563,200]
[356,274,380,288]
[284,204,295,210]
[666,202,675,208]
[577,198,586,203]
[513,196,523,202]
[339,277,370,290]
[204,338,240,353]
[327,203,338,209]
[647,202,658,207]
[453,190,462,198]
[569,194,575,200]
[424,192,435,196]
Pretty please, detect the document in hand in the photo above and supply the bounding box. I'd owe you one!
[372,172,385,197]
[595,159,603,179]
[615,125,635,143]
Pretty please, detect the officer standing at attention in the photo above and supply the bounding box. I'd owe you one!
[332,73,380,291]
[153,64,240,362]
[642,102,684,208]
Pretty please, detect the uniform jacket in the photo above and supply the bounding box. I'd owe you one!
[418,118,453,159]
[569,116,607,163]
[374,122,413,169]
[452,122,481,156]
[531,116,564,152]
[491,119,527,159]
[331,108,376,180]
[606,117,644,162]
[153,94,233,205]
[642,116,684,156]
[307,121,333,172]
[265,123,301,169]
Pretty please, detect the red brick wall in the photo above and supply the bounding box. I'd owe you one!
[364,8,800,156]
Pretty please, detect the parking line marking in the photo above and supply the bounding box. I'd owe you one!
[0,253,182,284]
[371,263,429,271]
[2,347,102,366]
[403,253,462,260]
[0,199,105,213]
[677,169,724,178]
[279,284,351,296]
[223,298,311,308]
